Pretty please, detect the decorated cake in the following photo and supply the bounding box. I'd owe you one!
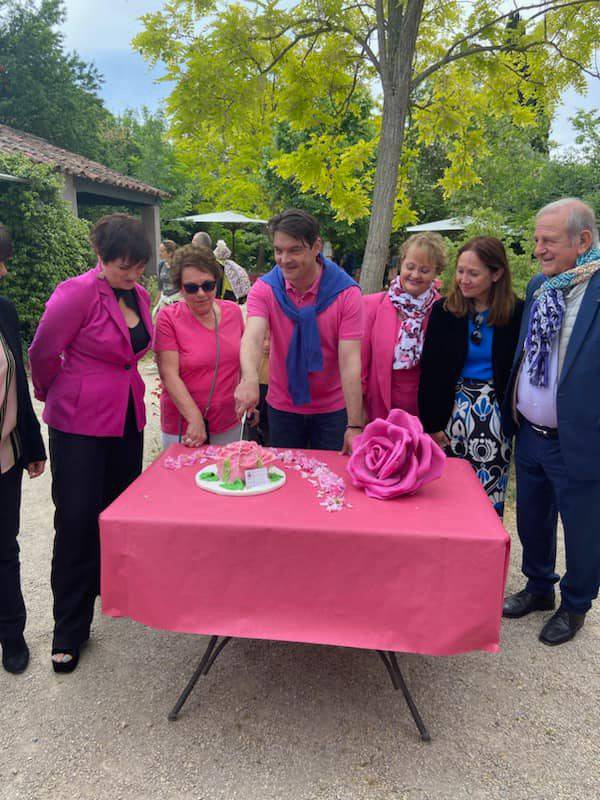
[197,442,284,493]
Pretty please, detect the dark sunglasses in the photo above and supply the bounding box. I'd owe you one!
[471,312,484,346]
[182,280,217,294]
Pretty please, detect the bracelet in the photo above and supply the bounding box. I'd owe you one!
[346,425,364,430]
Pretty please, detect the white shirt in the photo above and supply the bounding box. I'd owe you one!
[515,279,589,427]
[516,338,559,427]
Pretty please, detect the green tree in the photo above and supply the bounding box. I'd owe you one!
[0,153,92,342]
[446,111,600,230]
[135,0,600,293]
[549,110,600,213]
[571,110,600,163]
[0,0,113,161]
[134,0,378,219]
[264,98,375,258]
[445,118,550,229]
[102,108,202,228]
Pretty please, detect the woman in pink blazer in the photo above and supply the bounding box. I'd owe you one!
[29,214,153,673]
[362,233,446,421]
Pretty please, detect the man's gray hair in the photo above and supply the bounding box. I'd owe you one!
[536,198,599,247]
[192,231,212,248]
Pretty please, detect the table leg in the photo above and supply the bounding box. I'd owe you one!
[169,638,430,741]
[168,636,232,721]
[376,650,431,742]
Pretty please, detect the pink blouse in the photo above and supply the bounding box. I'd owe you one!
[153,300,244,436]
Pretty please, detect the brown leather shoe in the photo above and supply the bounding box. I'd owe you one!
[539,608,585,646]
[503,589,555,618]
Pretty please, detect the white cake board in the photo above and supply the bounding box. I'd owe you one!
[194,464,287,497]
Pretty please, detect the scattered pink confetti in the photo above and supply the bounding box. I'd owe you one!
[162,450,208,470]
[274,450,349,512]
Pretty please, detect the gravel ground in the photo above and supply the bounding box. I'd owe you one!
[1,364,598,800]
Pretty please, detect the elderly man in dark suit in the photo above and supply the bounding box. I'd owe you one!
[502,198,600,646]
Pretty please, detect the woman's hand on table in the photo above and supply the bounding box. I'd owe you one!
[26,460,46,478]
[431,431,450,449]
[183,416,207,448]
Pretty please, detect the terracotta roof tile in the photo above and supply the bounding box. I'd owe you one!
[0,124,168,199]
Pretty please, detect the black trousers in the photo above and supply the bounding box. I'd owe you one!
[0,464,25,640]
[49,403,143,650]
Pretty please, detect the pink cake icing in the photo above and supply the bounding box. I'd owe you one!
[214,442,277,484]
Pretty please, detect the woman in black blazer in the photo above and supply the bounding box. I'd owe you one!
[419,237,523,516]
[0,224,46,674]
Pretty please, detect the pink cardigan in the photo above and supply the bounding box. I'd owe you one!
[29,265,152,437]
[361,290,438,422]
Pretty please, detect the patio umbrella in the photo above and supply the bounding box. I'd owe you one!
[171,210,267,259]
[405,216,473,233]
[0,173,26,183]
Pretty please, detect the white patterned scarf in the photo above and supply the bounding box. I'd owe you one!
[388,277,438,369]
[214,240,252,300]
[525,247,600,386]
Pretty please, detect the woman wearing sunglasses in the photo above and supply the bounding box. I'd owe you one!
[154,244,245,448]
[419,237,523,516]
[29,214,153,673]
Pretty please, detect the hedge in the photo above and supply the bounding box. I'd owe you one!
[0,153,92,343]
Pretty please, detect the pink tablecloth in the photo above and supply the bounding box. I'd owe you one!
[100,447,510,657]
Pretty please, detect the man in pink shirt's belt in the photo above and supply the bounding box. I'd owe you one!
[234,209,364,453]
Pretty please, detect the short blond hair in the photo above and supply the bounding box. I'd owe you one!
[400,233,447,274]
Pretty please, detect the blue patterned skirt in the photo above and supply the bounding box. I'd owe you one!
[444,378,511,517]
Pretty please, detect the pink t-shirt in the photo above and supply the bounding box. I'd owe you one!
[153,300,243,435]
[246,272,363,414]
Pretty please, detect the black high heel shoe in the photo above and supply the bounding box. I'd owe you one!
[2,636,30,674]
[51,647,80,674]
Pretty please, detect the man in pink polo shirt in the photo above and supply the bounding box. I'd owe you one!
[235,209,364,452]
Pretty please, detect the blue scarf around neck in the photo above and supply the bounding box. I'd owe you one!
[261,255,358,405]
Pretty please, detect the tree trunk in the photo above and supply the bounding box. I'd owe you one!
[360,1,424,295]
[359,89,407,294]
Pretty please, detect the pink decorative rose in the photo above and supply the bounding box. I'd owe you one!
[347,409,445,499]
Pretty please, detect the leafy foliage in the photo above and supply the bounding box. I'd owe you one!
[135,0,600,291]
[101,107,202,227]
[0,153,92,342]
[0,3,200,231]
[0,0,112,161]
